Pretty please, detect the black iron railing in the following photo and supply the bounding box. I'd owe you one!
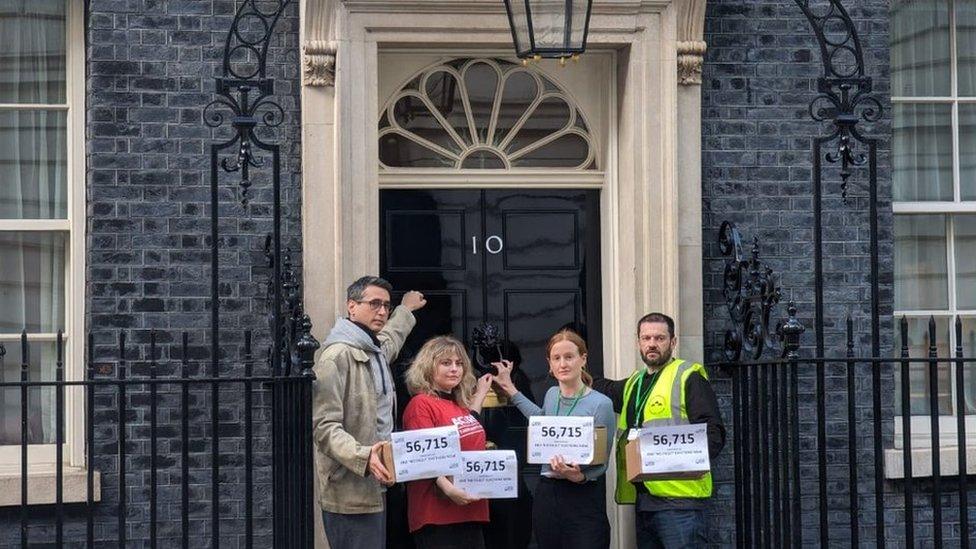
[722,313,975,549]
[0,329,315,548]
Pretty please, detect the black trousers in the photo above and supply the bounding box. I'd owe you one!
[412,522,486,549]
[532,477,611,549]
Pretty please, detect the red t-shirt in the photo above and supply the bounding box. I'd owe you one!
[401,393,489,532]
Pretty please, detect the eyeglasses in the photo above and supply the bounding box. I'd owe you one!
[356,299,392,311]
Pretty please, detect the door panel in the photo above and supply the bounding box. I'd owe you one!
[380,190,483,367]
[483,189,602,403]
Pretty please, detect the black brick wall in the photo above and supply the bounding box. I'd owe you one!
[0,1,301,546]
[701,1,974,547]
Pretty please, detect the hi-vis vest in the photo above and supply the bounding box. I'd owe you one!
[614,357,712,504]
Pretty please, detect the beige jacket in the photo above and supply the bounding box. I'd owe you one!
[311,306,415,514]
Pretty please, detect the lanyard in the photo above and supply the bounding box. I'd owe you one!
[554,385,587,416]
[630,368,662,428]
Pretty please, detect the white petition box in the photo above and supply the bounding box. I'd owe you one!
[526,416,595,464]
[625,423,710,482]
[382,425,462,482]
[454,450,518,499]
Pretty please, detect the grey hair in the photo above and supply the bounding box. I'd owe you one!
[346,276,393,301]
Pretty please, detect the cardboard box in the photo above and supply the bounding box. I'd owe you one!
[624,424,710,482]
[379,441,396,481]
[592,425,608,465]
[378,425,463,482]
[454,450,518,499]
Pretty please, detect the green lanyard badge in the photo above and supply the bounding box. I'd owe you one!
[554,385,587,416]
[630,369,662,428]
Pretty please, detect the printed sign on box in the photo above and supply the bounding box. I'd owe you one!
[381,425,461,482]
[454,450,518,499]
[526,416,595,464]
[625,423,710,482]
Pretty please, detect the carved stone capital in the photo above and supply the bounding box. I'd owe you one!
[677,40,706,86]
[303,40,336,87]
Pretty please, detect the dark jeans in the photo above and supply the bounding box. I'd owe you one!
[533,476,611,549]
[322,506,386,549]
[412,522,486,549]
[636,509,707,549]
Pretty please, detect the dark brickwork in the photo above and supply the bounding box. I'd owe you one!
[701,1,975,547]
[0,1,301,547]
[4,1,974,547]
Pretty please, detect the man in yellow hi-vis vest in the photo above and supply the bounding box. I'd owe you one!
[592,312,725,549]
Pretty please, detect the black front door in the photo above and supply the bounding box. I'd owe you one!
[380,188,603,395]
[380,188,602,548]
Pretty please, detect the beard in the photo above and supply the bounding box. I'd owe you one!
[641,346,673,368]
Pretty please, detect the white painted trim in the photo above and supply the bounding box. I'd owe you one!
[378,57,599,170]
[378,170,606,187]
[893,202,976,213]
[0,466,101,507]
[884,445,976,478]
[0,103,69,110]
[0,0,86,472]
[893,416,976,449]
[67,0,86,472]
[0,220,71,231]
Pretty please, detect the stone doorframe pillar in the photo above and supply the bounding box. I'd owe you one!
[298,2,708,548]
[675,0,707,361]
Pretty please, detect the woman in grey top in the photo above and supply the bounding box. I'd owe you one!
[492,329,615,549]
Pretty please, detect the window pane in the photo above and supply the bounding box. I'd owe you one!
[0,232,65,333]
[392,95,462,155]
[463,62,498,144]
[891,0,951,97]
[894,316,952,415]
[379,132,456,168]
[0,0,66,104]
[0,110,67,219]
[894,215,949,310]
[962,317,976,414]
[956,215,976,309]
[893,104,953,201]
[959,105,976,200]
[425,71,471,146]
[958,1,976,96]
[0,339,58,445]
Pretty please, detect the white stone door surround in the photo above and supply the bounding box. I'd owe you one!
[299,1,707,547]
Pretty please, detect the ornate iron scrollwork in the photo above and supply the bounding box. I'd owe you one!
[263,235,316,375]
[204,0,292,207]
[720,221,782,362]
[776,301,806,359]
[207,1,315,379]
[795,0,882,199]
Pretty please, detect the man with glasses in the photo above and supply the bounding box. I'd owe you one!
[313,276,427,549]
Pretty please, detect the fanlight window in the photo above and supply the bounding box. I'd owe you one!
[379,58,596,169]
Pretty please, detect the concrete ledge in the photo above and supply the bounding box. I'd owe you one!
[884,446,976,479]
[0,467,101,506]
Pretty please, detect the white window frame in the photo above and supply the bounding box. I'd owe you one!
[0,0,86,477]
[892,0,976,451]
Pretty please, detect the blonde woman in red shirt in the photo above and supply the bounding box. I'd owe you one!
[402,336,493,549]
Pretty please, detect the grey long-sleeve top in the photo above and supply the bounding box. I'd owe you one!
[510,387,616,481]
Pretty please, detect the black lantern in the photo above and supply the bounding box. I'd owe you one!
[503,0,593,60]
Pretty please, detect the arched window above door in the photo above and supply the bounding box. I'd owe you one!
[378,58,596,170]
